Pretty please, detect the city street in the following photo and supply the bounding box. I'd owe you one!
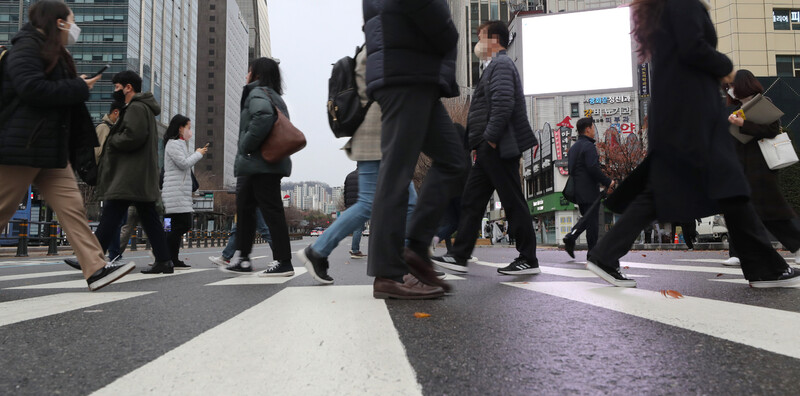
[1,238,799,395]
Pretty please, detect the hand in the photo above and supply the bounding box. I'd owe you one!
[487,141,497,149]
[721,70,736,84]
[196,147,208,155]
[81,74,101,90]
[728,113,744,127]
[607,180,617,194]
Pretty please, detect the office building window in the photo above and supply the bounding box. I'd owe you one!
[208,118,214,124]
[209,27,215,32]
[206,165,213,171]
[209,15,215,21]
[208,84,214,89]
[208,95,214,100]
[209,49,215,55]
[570,102,579,118]
[209,60,214,66]
[207,130,214,136]
[773,9,800,30]
[206,153,213,159]
[210,4,216,10]
[208,73,214,78]
[208,107,214,113]
[776,55,800,76]
[209,38,215,44]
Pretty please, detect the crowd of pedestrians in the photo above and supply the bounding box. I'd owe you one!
[1,0,799,297]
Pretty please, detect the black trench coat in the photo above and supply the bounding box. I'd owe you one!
[645,0,748,221]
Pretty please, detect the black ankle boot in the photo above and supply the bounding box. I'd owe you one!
[141,260,174,274]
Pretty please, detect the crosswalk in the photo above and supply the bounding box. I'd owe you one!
[2,252,800,394]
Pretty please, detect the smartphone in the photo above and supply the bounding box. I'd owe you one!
[91,64,110,78]
[204,142,212,148]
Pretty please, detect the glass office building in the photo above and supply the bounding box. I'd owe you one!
[0,0,197,129]
[234,0,270,59]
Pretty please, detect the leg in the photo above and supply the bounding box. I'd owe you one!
[721,198,790,280]
[763,219,800,253]
[0,165,38,230]
[33,166,107,279]
[351,222,365,253]
[314,161,378,257]
[584,204,600,252]
[166,213,191,264]
[133,202,170,262]
[107,209,127,259]
[255,208,273,249]
[589,188,657,269]
[118,206,139,255]
[236,176,258,260]
[448,161,496,260]
[252,174,292,262]
[94,201,130,254]
[221,222,238,260]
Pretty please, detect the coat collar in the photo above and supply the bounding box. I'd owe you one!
[578,134,596,144]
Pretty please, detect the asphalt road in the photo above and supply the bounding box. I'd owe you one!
[1,237,799,395]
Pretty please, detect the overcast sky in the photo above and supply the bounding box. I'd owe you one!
[267,1,365,187]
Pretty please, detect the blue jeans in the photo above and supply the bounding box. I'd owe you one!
[351,221,366,253]
[222,208,273,260]
[312,161,417,257]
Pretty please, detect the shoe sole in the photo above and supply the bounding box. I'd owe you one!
[373,291,445,300]
[350,255,366,259]
[586,261,637,288]
[218,267,253,275]
[749,276,800,288]
[432,260,469,273]
[208,256,231,267]
[297,249,334,284]
[498,268,542,275]
[88,262,136,291]
[173,266,192,270]
[257,271,295,278]
[722,261,741,267]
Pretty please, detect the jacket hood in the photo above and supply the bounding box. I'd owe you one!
[11,23,44,45]
[130,92,161,116]
[101,114,114,125]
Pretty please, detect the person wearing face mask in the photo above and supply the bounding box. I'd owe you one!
[161,115,206,270]
[0,0,135,291]
[431,20,539,276]
[94,101,124,164]
[723,69,800,266]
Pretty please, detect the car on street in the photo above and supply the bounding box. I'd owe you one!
[309,227,325,237]
[696,215,729,243]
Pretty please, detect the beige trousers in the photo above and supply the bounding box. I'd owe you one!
[0,164,106,279]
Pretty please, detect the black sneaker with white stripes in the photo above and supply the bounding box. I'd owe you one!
[219,259,252,275]
[497,257,541,275]
[586,260,636,288]
[431,255,468,273]
[258,260,295,277]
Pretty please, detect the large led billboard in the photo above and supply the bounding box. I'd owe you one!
[520,7,634,96]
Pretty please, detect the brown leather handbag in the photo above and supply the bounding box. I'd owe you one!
[259,88,306,163]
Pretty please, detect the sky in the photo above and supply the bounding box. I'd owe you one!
[267,0,366,187]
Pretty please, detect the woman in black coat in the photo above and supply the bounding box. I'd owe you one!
[585,0,799,288]
[723,69,800,266]
[0,0,135,291]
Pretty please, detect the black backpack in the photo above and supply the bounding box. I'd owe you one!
[327,45,372,138]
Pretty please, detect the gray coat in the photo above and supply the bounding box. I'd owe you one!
[467,51,537,158]
[234,82,292,177]
[343,47,381,161]
[161,139,202,214]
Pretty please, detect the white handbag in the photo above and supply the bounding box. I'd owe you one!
[758,133,799,170]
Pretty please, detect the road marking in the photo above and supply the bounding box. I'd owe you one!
[91,286,423,396]
[0,270,80,282]
[505,281,800,360]
[0,260,67,269]
[474,261,648,278]
[5,268,211,290]
[206,267,308,285]
[0,292,153,328]
[617,261,743,275]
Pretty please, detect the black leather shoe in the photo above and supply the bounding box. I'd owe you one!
[141,260,174,274]
[563,235,576,259]
[65,258,81,270]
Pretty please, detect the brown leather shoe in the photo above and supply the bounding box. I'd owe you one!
[403,247,452,292]
[373,275,445,300]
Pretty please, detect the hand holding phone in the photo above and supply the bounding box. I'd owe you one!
[92,64,110,78]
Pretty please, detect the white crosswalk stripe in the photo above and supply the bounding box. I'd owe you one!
[5,268,212,290]
[0,292,154,328]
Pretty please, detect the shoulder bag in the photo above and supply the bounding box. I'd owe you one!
[758,133,799,170]
[259,88,307,163]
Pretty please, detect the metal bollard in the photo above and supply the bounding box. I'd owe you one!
[47,221,58,256]
[16,220,29,257]
[130,226,139,251]
[188,230,194,249]
[204,231,209,248]
[145,235,151,250]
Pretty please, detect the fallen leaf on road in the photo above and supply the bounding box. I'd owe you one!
[623,266,630,269]
[642,254,647,257]
[660,290,684,299]
[414,312,431,318]
[716,273,724,277]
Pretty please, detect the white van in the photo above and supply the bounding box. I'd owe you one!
[696,215,728,243]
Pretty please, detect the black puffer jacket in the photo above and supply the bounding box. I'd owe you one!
[0,23,97,169]
[467,51,537,158]
[344,169,359,209]
[362,0,459,98]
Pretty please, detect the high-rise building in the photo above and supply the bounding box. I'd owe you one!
[1,0,198,131]
[196,0,249,192]
[234,0,270,59]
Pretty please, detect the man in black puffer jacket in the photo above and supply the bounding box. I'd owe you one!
[432,21,540,276]
[363,0,467,299]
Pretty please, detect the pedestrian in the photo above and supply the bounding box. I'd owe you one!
[433,123,470,253]
[677,221,698,250]
[297,46,419,285]
[723,69,800,266]
[363,0,467,299]
[431,20,539,276]
[219,58,295,277]
[161,114,206,270]
[563,117,615,258]
[0,0,134,290]
[586,0,800,288]
[208,209,273,267]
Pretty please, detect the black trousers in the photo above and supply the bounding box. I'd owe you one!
[165,212,192,265]
[450,142,538,263]
[677,221,697,249]
[236,174,291,262]
[588,186,789,281]
[730,218,800,257]
[368,85,468,279]
[569,198,601,251]
[436,196,461,251]
[95,200,170,262]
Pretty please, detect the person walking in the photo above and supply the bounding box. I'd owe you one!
[208,209,273,267]
[363,0,467,299]
[297,46,419,285]
[95,101,126,261]
[723,69,800,266]
[431,20,539,276]
[219,58,295,277]
[585,0,800,288]
[161,114,206,270]
[434,123,470,253]
[562,117,615,258]
[0,0,134,290]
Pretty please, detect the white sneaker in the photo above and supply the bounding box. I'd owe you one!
[209,256,231,267]
[722,257,741,267]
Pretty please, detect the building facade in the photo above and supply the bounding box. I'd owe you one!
[234,0,270,59]
[196,0,248,192]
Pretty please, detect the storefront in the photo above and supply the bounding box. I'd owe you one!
[529,192,575,245]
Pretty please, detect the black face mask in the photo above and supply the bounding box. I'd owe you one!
[113,89,126,103]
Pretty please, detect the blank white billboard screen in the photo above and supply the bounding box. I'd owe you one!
[521,7,634,96]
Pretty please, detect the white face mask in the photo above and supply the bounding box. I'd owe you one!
[182,128,193,141]
[473,41,489,61]
[59,21,81,46]
[727,87,737,99]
